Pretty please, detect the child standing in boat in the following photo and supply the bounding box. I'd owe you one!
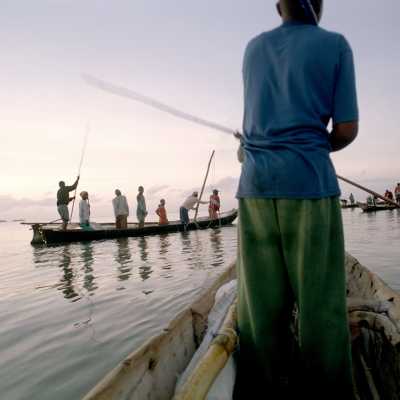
[156,199,168,225]
[79,191,92,230]
[235,0,359,398]
[136,186,148,229]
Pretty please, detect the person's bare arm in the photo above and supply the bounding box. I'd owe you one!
[330,121,358,152]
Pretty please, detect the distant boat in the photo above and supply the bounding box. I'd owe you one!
[341,204,359,209]
[359,202,399,213]
[82,254,400,400]
[13,219,25,222]
[29,209,238,245]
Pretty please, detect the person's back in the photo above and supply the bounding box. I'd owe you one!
[235,1,358,399]
[238,22,358,198]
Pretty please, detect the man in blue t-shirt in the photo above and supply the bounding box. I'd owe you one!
[235,0,358,398]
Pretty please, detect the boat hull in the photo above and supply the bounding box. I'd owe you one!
[31,210,238,245]
[359,203,399,212]
[83,253,400,400]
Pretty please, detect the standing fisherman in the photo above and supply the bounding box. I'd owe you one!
[179,192,208,227]
[112,189,129,229]
[136,186,148,229]
[235,0,359,398]
[57,176,79,230]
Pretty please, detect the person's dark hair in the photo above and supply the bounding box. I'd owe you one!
[59,181,65,187]
[278,0,323,22]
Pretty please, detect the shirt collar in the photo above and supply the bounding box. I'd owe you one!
[281,19,313,27]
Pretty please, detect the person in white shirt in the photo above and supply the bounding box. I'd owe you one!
[112,189,129,229]
[79,191,91,229]
[179,191,208,227]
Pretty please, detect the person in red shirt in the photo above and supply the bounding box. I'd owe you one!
[156,199,168,225]
[208,189,220,220]
[395,183,400,205]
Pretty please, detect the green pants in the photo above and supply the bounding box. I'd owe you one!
[235,198,353,399]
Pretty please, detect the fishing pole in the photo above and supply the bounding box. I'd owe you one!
[70,125,90,223]
[83,75,398,205]
[83,74,237,137]
[298,0,319,25]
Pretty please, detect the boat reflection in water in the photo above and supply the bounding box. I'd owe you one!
[114,238,133,282]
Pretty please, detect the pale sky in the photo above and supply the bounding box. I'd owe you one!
[1,1,399,220]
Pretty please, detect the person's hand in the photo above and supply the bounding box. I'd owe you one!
[233,131,243,141]
[234,131,244,163]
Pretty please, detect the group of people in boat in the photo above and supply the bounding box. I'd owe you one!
[56,176,221,230]
[364,184,400,207]
[385,183,400,204]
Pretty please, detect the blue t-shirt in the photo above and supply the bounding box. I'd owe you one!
[237,21,359,199]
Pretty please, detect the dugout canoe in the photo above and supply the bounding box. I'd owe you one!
[29,209,237,245]
[82,253,400,400]
[341,204,359,209]
[359,202,399,213]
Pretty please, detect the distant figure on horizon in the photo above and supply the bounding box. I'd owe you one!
[156,199,168,225]
[395,183,400,205]
[79,191,91,230]
[57,176,79,230]
[112,189,129,229]
[179,191,208,227]
[349,193,355,205]
[136,186,148,229]
[208,189,221,219]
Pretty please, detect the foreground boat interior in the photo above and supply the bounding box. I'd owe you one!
[82,254,400,400]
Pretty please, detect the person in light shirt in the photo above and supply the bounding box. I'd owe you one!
[112,189,129,229]
[179,191,208,227]
[79,191,91,229]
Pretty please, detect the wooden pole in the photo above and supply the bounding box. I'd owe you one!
[337,175,399,208]
[70,126,90,224]
[194,150,215,221]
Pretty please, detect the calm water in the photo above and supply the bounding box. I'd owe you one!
[0,209,399,400]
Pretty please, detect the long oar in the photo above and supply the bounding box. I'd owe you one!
[337,175,399,208]
[70,126,90,223]
[194,150,215,221]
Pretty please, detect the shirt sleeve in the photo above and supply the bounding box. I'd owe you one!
[332,35,359,124]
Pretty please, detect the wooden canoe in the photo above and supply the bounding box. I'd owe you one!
[341,204,359,209]
[29,209,238,245]
[83,254,400,399]
[359,202,399,213]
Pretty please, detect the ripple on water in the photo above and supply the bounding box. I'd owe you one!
[0,211,399,400]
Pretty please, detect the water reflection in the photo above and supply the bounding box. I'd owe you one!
[80,242,97,293]
[159,234,172,276]
[138,237,152,281]
[58,245,79,301]
[114,238,133,281]
[209,229,224,267]
[180,231,205,270]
